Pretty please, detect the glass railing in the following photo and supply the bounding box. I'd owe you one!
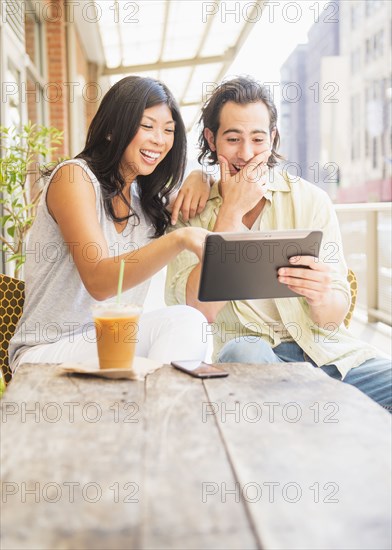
[335,203,392,326]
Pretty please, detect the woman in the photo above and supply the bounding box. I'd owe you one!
[9,76,209,369]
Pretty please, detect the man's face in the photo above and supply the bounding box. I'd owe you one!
[204,100,276,177]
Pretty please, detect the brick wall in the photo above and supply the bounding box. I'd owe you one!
[23,0,100,157]
[74,30,99,138]
[44,0,69,157]
[86,62,99,132]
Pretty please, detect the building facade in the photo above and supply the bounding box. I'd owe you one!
[305,3,340,193]
[280,0,391,202]
[280,2,340,192]
[338,0,391,202]
[280,44,308,180]
[0,0,105,157]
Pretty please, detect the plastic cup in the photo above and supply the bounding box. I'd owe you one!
[92,303,142,370]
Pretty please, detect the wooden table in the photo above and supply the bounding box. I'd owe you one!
[1,362,391,550]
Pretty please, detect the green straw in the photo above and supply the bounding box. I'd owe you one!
[116,259,125,304]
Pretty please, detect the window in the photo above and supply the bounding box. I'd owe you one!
[351,96,356,131]
[1,0,27,129]
[25,5,43,73]
[351,95,361,161]
[366,30,385,64]
[351,94,360,129]
[372,34,378,59]
[390,132,392,159]
[24,0,46,126]
[357,134,361,160]
[350,52,354,74]
[5,62,22,130]
[382,78,390,135]
[366,0,384,16]
[375,29,384,57]
[351,5,360,30]
[351,48,361,74]
[373,79,381,100]
[365,38,371,64]
[372,137,378,168]
[381,130,385,156]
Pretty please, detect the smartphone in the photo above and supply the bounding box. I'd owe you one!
[171,360,229,379]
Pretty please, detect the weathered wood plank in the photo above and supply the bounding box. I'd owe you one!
[1,363,146,550]
[203,362,392,550]
[1,363,259,550]
[140,365,259,550]
[3,362,390,550]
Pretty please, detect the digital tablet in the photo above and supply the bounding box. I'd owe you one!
[198,229,322,301]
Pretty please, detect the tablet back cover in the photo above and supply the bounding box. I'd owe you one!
[198,230,322,301]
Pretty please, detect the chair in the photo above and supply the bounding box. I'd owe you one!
[344,269,358,328]
[0,274,25,384]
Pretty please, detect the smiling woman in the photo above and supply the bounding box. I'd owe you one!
[9,76,209,372]
[74,76,185,237]
[122,105,175,176]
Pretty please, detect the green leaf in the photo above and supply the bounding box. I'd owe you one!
[0,122,63,269]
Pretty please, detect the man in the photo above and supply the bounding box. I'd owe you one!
[165,76,391,409]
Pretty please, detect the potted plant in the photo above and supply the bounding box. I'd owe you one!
[0,123,63,278]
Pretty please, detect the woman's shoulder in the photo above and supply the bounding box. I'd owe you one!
[44,158,102,205]
[48,158,97,185]
[43,158,102,223]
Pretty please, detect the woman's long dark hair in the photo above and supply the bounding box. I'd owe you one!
[77,76,187,237]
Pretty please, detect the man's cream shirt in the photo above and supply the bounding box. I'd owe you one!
[165,169,378,377]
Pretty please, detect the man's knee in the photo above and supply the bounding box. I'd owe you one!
[343,357,392,409]
[218,338,276,364]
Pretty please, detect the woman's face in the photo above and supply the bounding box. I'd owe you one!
[120,103,176,182]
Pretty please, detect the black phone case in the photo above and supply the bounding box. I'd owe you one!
[171,362,229,379]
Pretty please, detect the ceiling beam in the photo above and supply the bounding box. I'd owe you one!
[187,0,266,131]
[102,51,234,75]
[179,0,222,105]
[215,0,266,83]
[115,1,125,66]
[158,0,171,63]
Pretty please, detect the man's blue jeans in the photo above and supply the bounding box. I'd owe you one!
[218,339,392,411]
